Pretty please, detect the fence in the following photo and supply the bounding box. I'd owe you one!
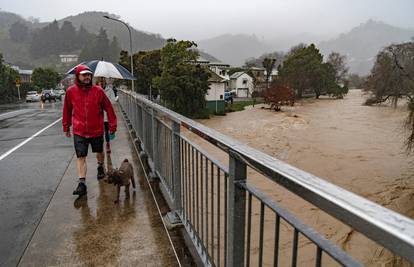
[119,90,414,267]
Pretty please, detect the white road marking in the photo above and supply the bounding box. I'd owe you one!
[0,118,62,161]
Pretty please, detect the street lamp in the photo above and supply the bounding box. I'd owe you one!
[103,15,134,92]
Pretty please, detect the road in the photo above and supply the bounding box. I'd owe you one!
[0,101,74,267]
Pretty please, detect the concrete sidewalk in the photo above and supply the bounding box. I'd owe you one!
[18,106,179,266]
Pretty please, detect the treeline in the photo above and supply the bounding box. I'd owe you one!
[242,44,349,99]
[0,53,19,103]
[9,20,120,62]
[119,39,210,118]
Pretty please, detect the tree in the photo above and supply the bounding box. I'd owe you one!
[31,67,61,90]
[364,43,413,106]
[95,28,110,60]
[59,21,77,52]
[278,44,323,98]
[135,50,161,95]
[153,39,210,118]
[29,20,60,58]
[348,74,366,89]
[79,28,115,62]
[319,62,348,98]
[77,24,94,49]
[364,42,414,152]
[278,44,346,99]
[327,52,349,84]
[108,36,121,62]
[9,21,29,43]
[0,53,20,103]
[262,57,276,88]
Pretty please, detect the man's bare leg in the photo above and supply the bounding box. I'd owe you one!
[77,157,87,178]
[73,157,87,196]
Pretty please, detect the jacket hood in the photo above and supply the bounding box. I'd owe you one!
[75,65,93,87]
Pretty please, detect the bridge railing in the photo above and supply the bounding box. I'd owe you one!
[119,90,414,267]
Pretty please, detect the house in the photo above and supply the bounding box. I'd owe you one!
[208,62,230,80]
[18,69,33,83]
[59,54,79,64]
[11,66,33,83]
[206,70,226,113]
[229,72,253,97]
[249,67,266,83]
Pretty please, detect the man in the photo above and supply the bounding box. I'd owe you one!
[63,65,117,196]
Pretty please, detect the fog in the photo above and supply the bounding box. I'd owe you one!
[2,0,414,40]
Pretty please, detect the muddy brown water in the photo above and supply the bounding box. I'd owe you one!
[191,89,414,266]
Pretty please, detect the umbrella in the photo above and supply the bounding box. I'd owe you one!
[66,60,136,80]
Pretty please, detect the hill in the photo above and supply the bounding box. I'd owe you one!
[51,11,165,52]
[318,20,414,75]
[198,34,271,67]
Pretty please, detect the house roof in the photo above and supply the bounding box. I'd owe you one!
[196,56,210,64]
[230,71,250,79]
[59,54,79,58]
[208,69,227,82]
[209,62,230,68]
[19,70,33,75]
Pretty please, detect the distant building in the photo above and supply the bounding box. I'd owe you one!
[208,62,230,80]
[249,67,266,83]
[229,72,253,97]
[206,70,227,113]
[59,54,79,64]
[11,66,33,83]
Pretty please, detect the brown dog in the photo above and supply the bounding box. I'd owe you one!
[107,159,136,203]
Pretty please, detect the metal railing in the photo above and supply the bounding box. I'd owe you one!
[119,90,414,267]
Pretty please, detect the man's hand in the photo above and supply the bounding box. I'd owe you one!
[109,132,116,141]
[65,131,71,138]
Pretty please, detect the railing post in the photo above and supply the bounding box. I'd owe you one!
[151,108,158,173]
[172,121,181,211]
[227,152,247,267]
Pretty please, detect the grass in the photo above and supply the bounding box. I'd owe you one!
[226,100,262,112]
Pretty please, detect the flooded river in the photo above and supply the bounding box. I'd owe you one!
[196,89,414,266]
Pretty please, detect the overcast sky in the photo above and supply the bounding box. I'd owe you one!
[1,0,414,40]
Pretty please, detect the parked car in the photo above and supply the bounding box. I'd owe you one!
[54,89,65,101]
[224,91,233,104]
[41,90,57,102]
[25,91,40,102]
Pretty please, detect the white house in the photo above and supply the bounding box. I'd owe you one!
[11,66,33,83]
[59,54,79,64]
[208,62,230,80]
[206,70,227,113]
[229,72,254,97]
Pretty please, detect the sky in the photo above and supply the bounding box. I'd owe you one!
[1,0,414,40]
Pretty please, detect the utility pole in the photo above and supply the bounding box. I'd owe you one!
[103,15,135,92]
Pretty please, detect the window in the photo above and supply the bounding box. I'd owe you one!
[220,95,223,99]
[242,79,247,85]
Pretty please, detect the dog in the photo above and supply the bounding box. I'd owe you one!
[107,158,136,203]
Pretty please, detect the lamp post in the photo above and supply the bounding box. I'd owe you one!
[103,15,134,92]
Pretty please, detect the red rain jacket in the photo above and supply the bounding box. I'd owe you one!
[62,65,117,138]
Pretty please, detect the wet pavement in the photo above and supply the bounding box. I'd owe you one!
[0,102,73,267]
[0,102,181,267]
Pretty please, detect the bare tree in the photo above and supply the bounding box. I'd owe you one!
[262,57,276,88]
[327,52,349,84]
[365,42,414,152]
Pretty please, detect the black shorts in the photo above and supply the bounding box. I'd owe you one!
[73,134,104,158]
